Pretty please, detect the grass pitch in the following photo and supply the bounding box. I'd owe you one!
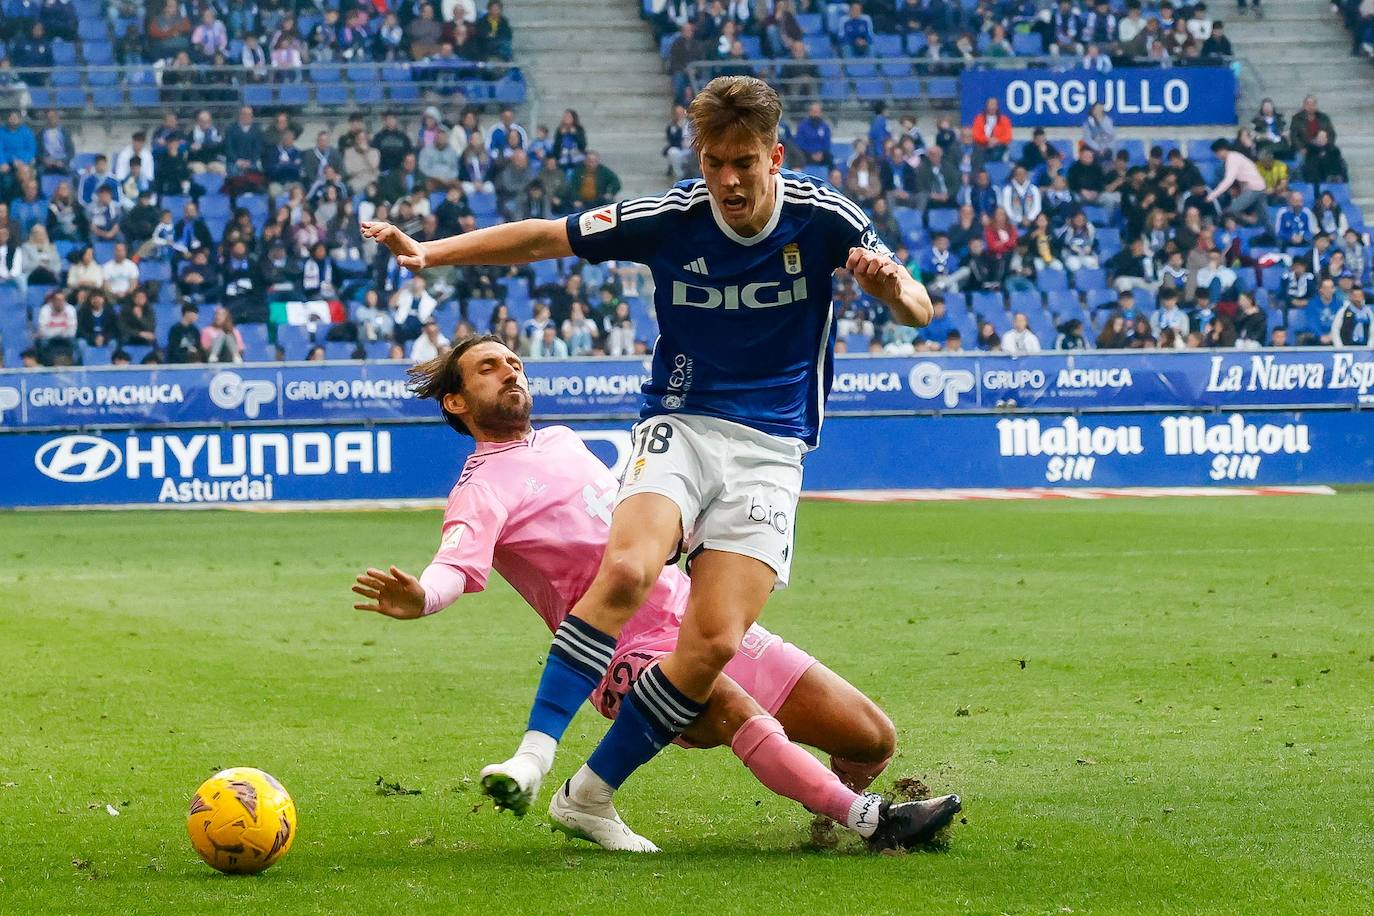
[2,494,1372,914]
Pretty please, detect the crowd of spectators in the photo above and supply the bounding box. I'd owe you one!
[0,0,516,92]
[709,89,1368,355]
[657,0,1240,105]
[0,101,648,368]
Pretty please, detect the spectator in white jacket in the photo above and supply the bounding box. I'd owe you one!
[999,165,1043,229]
[114,132,155,183]
[1001,312,1042,355]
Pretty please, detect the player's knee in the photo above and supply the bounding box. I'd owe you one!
[853,703,897,762]
[690,629,743,675]
[595,551,659,610]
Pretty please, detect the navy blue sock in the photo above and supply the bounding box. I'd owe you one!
[526,617,617,741]
[586,664,706,789]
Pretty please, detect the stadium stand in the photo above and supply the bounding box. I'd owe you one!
[1,0,1370,367]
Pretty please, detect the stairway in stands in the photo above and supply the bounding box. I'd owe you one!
[1225,0,1374,209]
[514,0,673,198]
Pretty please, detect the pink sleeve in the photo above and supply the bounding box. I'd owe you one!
[419,563,467,616]
[1210,156,1239,199]
[429,479,509,597]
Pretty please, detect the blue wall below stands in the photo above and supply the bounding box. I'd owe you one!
[3,410,1373,509]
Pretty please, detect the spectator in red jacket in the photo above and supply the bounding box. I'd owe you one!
[972,97,1013,162]
[984,207,1020,259]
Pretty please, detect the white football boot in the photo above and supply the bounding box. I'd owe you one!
[547,780,660,852]
[478,756,546,817]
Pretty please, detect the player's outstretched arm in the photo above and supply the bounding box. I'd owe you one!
[846,246,933,328]
[361,218,574,271]
[352,566,426,620]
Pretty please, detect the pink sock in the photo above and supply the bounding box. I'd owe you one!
[731,715,858,824]
[830,754,892,793]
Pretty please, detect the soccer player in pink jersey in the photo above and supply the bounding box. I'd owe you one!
[350,336,960,851]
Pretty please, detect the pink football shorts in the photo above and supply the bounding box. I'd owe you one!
[591,622,817,740]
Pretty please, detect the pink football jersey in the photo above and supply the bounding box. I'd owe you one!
[426,426,688,640]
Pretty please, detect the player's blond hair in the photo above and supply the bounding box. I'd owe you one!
[688,76,782,152]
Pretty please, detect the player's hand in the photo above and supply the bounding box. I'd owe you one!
[352,566,426,620]
[361,221,427,271]
[847,246,904,300]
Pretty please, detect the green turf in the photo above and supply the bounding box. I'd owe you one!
[3,494,1373,914]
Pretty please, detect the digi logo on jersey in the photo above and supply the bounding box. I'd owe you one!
[671,276,808,310]
[907,361,976,408]
[31,429,391,504]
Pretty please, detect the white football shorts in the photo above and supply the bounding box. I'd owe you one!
[615,413,804,588]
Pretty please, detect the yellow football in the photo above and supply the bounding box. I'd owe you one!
[187,767,297,875]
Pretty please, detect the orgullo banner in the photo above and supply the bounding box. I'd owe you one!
[958,66,1237,127]
[3,412,1372,508]
[3,350,1374,429]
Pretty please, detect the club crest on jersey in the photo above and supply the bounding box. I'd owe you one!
[579,205,618,237]
[782,242,802,275]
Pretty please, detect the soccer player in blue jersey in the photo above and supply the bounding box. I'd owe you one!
[362,76,953,851]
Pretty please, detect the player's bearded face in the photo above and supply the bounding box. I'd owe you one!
[700,130,782,233]
[456,344,533,436]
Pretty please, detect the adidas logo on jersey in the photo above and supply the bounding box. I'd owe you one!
[682,257,708,275]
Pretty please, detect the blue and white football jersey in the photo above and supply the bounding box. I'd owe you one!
[565,169,890,448]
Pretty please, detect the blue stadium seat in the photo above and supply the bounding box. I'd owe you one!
[389,83,421,102]
[317,84,349,106]
[971,290,1004,316]
[817,60,843,79]
[363,339,393,360]
[904,32,928,54]
[52,41,77,65]
[92,88,124,109]
[82,41,114,64]
[1085,288,1118,309]
[1326,184,1353,207]
[243,84,273,107]
[26,88,54,108]
[1187,139,1217,163]
[468,191,498,215]
[353,83,384,104]
[129,86,160,107]
[1284,309,1310,337]
[77,18,108,40]
[878,59,911,78]
[1260,265,1285,291]
[52,69,81,87]
[1027,309,1056,343]
[926,208,957,232]
[40,174,65,198]
[659,34,676,58]
[926,78,958,100]
[1009,289,1043,313]
[81,344,113,366]
[309,64,342,83]
[1288,182,1315,205]
[1072,267,1106,291]
[199,196,231,220]
[383,64,414,83]
[853,79,886,101]
[237,194,269,225]
[1154,138,1181,159]
[985,161,1011,185]
[276,324,310,356]
[1037,269,1070,293]
[796,13,824,34]
[141,260,172,283]
[873,34,904,56]
[889,77,921,98]
[1044,290,1080,317]
[1082,205,1109,226]
[844,60,877,78]
[819,79,848,103]
[1012,32,1044,55]
[93,241,116,262]
[1132,288,1155,313]
[1096,227,1122,252]
[739,36,763,57]
[278,83,310,107]
[941,291,967,313]
[346,65,375,82]
[985,310,1012,334]
[804,35,833,58]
